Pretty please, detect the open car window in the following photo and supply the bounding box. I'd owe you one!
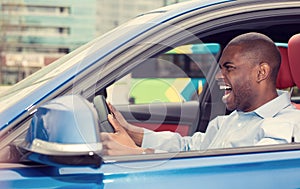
[105,42,222,138]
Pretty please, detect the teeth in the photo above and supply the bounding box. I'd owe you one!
[222,93,230,103]
[220,86,231,90]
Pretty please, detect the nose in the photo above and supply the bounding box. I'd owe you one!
[215,69,224,81]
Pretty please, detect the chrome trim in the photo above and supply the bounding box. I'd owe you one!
[21,138,102,156]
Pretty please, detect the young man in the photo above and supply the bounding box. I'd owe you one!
[100,32,300,155]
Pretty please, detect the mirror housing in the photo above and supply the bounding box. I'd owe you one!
[20,95,103,168]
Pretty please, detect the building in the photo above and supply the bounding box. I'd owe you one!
[0,0,191,85]
[96,0,190,35]
[0,0,99,84]
[96,1,165,35]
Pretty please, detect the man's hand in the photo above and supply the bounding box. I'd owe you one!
[107,102,130,130]
[107,102,144,146]
[100,114,144,156]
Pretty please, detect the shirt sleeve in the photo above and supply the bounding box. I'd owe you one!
[141,128,205,152]
[141,117,221,152]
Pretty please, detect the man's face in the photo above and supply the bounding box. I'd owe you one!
[216,45,258,112]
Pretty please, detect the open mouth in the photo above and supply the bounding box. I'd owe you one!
[219,84,232,103]
[219,85,232,91]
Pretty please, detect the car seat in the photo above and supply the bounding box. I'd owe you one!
[276,45,293,89]
[276,34,300,109]
[288,33,300,109]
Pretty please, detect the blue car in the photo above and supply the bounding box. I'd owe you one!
[1,0,300,188]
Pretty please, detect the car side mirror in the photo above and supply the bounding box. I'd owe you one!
[19,95,103,168]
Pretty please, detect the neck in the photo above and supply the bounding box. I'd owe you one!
[241,88,278,112]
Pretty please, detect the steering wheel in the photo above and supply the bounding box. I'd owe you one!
[93,95,115,133]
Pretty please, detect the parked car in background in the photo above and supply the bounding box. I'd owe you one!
[1,0,300,188]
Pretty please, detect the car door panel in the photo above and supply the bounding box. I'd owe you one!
[116,101,199,136]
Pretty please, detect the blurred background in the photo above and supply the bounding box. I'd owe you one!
[0,0,192,91]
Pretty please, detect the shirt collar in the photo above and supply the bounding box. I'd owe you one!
[254,90,291,118]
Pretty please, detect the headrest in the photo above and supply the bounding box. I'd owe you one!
[288,34,300,88]
[276,46,294,89]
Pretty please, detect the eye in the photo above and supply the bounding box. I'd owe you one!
[219,62,236,72]
[225,65,235,71]
[223,62,236,72]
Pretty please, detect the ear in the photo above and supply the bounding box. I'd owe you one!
[257,62,270,83]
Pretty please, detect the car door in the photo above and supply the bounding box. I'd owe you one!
[95,2,300,188]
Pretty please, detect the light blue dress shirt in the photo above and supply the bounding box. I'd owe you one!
[142,91,300,152]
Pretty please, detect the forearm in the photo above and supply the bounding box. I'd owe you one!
[125,123,144,146]
[122,124,164,154]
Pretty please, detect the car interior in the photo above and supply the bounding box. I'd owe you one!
[110,31,300,138]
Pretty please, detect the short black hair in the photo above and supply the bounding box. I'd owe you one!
[227,32,281,84]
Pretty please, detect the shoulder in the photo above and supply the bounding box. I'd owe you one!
[276,105,300,122]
